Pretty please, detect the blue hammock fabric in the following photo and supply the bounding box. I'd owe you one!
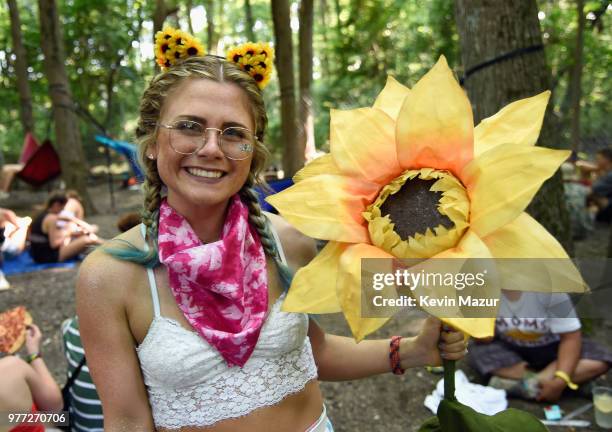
[95,135,144,182]
[255,178,294,212]
[3,250,78,276]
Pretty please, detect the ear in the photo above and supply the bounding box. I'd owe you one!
[147,144,158,160]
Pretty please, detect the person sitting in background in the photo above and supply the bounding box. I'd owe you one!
[0,324,63,432]
[589,148,612,223]
[468,290,611,402]
[561,162,593,240]
[29,192,103,264]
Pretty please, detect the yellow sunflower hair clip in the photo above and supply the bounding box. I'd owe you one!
[155,27,205,69]
[154,27,274,90]
[226,42,275,89]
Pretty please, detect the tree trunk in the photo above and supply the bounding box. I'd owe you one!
[299,0,316,161]
[318,0,330,77]
[244,0,255,41]
[38,0,95,213]
[153,0,167,39]
[454,0,572,252]
[569,0,585,153]
[205,0,217,53]
[7,0,34,135]
[271,0,301,177]
[186,0,194,34]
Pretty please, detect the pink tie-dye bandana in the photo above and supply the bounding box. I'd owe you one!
[157,195,268,367]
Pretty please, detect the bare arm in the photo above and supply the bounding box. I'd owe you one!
[556,330,581,379]
[308,316,464,381]
[536,330,581,402]
[76,251,155,431]
[21,324,63,411]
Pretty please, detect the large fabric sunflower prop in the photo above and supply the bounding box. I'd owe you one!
[267,56,585,341]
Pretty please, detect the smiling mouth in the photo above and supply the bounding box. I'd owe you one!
[185,167,226,179]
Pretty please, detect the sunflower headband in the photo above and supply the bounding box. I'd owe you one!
[154,26,274,90]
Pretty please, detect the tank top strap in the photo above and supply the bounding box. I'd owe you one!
[140,224,161,317]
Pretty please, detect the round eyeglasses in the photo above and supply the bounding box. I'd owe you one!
[158,120,255,161]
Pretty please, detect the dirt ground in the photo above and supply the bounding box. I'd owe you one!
[1,182,611,431]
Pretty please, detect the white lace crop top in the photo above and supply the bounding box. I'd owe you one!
[135,224,318,429]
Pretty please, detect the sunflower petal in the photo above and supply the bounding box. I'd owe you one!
[330,108,402,185]
[337,243,393,341]
[372,75,411,120]
[462,143,570,238]
[396,56,474,176]
[266,174,380,243]
[474,91,550,157]
[483,212,586,293]
[293,154,341,183]
[281,241,348,314]
[429,231,496,338]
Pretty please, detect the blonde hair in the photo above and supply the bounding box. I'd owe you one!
[119,55,278,266]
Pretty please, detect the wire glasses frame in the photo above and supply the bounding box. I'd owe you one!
[158,120,255,161]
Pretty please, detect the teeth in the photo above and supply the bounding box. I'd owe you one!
[186,168,223,178]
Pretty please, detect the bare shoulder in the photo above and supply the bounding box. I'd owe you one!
[264,211,317,271]
[77,225,146,304]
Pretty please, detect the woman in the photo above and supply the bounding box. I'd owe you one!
[0,324,63,432]
[76,54,466,431]
[29,192,102,263]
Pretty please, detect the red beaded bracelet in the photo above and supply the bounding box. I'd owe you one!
[389,336,405,375]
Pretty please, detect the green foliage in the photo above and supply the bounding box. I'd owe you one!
[0,0,608,167]
[538,0,611,149]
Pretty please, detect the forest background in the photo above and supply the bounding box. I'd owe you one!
[0,0,610,245]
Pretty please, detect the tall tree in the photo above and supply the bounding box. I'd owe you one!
[454,0,572,251]
[569,0,585,152]
[271,0,301,176]
[186,0,194,34]
[153,0,178,40]
[244,0,255,41]
[38,0,94,212]
[205,0,217,52]
[299,0,315,160]
[7,0,34,135]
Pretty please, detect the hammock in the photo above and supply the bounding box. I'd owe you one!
[15,133,61,187]
[94,135,144,182]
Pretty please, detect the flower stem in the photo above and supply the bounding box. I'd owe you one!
[443,359,456,401]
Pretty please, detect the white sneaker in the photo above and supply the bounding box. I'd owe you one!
[0,271,10,290]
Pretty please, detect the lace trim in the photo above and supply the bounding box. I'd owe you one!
[148,339,318,428]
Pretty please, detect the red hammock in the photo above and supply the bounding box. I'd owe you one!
[15,133,61,187]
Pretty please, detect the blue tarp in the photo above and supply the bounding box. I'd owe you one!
[3,250,78,276]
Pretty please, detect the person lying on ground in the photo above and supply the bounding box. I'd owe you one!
[29,192,103,264]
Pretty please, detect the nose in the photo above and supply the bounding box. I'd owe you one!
[196,129,224,158]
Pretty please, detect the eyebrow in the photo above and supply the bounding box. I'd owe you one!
[173,115,250,130]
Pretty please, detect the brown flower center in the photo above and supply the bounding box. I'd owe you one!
[379,178,453,240]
